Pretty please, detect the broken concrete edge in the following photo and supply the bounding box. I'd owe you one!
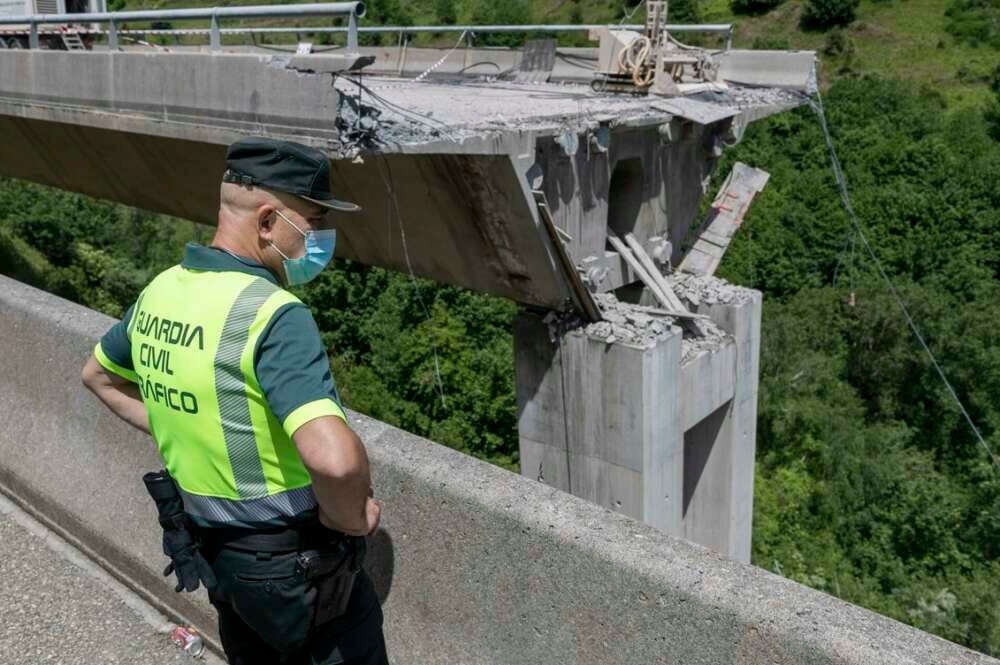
[0,274,993,664]
[0,48,812,159]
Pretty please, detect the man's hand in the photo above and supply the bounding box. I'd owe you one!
[319,496,380,536]
[295,415,375,536]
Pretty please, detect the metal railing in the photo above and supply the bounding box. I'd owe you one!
[114,22,733,47]
[0,1,365,51]
[100,21,735,52]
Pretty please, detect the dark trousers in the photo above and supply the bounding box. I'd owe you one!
[203,544,388,665]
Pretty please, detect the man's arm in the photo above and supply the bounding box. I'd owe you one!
[256,303,380,536]
[292,415,380,536]
[81,353,150,434]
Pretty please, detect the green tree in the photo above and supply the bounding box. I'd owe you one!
[945,0,1000,48]
[433,0,457,25]
[469,0,532,47]
[730,0,785,16]
[985,64,1000,140]
[359,0,413,46]
[801,0,860,29]
[668,0,701,24]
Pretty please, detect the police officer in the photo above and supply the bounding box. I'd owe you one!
[81,137,387,665]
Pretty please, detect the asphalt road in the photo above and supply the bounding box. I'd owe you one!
[0,497,225,665]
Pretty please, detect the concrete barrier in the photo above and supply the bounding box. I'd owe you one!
[0,273,994,664]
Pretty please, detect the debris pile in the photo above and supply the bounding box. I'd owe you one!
[666,273,755,307]
[708,85,803,111]
[575,293,732,363]
[680,318,729,364]
[326,75,807,151]
[583,294,677,348]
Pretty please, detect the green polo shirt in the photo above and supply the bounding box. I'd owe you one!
[95,242,345,435]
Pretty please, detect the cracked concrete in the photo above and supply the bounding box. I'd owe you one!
[668,272,757,307]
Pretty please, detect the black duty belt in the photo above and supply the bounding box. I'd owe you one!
[198,522,346,554]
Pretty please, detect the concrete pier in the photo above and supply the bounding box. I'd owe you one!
[515,283,759,562]
[682,291,762,561]
[515,311,685,534]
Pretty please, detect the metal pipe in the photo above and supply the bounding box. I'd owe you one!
[209,13,220,51]
[0,2,366,25]
[81,22,732,36]
[28,20,37,49]
[346,7,357,50]
[353,23,731,34]
[300,23,730,34]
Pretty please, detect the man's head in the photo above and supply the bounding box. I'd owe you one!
[215,137,360,286]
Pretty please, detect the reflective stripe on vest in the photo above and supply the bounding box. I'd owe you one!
[131,265,316,528]
[178,485,318,525]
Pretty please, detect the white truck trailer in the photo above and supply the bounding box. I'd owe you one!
[0,0,107,49]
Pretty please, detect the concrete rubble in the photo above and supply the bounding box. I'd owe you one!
[330,75,805,148]
[565,292,731,364]
[584,293,678,348]
[708,85,804,111]
[667,272,756,307]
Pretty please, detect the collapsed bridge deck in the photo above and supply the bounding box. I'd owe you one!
[0,46,813,309]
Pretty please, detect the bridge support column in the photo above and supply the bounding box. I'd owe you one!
[514,290,761,562]
[514,311,685,537]
[680,293,761,562]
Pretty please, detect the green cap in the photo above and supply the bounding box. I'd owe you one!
[223,137,360,213]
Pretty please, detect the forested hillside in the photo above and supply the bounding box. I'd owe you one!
[4,0,1000,655]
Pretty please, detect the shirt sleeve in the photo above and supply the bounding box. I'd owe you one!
[254,303,347,438]
[94,303,138,383]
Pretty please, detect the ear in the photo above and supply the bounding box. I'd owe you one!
[256,204,278,239]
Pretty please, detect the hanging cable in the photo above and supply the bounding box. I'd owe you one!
[805,88,998,471]
[414,29,468,83]
[374,153,449,410]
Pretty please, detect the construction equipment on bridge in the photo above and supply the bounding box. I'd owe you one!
[591,1,721,97]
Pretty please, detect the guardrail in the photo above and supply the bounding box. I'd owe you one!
[7,20,735,52]
[0,1,366,51]
[114,22,734,50]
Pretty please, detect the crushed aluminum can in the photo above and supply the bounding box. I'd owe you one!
[170,625,205,659]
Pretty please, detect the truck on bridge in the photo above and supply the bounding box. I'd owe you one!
[0,0,105,49]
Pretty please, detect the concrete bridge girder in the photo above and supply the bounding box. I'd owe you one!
[0,48,795,309]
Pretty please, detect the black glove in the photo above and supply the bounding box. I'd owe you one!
[161,528,218,593]
[143,470,217,593]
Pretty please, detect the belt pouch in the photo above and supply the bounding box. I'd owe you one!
[297,537,365,626]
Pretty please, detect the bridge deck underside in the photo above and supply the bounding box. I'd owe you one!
[0,110,572,308]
